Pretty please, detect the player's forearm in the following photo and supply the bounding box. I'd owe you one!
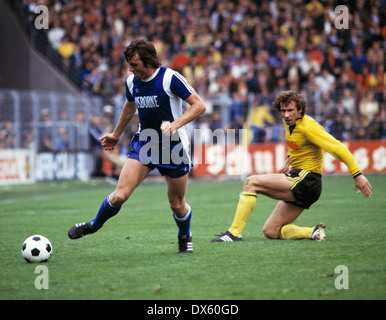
[112,100,136,137]
[173,93,206,130]
[173,105,205,129]
[332,143,361,177]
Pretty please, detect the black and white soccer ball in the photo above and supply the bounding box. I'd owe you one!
[21,235,52,263]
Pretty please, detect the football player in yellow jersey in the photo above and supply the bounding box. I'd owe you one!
[211,91,372,242]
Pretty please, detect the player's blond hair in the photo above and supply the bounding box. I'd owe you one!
[273,90,306,116]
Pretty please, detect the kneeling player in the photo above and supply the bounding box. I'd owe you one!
[211,91,372,242]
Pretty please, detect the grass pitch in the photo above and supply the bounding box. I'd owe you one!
[0,174,385,300]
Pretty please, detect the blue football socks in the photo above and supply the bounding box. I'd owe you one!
[173,203,192,239]
[91,194,121,230]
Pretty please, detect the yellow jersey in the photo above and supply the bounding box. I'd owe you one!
[284,115,361,177]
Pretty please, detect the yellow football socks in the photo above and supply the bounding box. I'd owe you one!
[280,224,313,239]
[228,192,257,237]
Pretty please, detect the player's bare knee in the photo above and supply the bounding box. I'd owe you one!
[243,175,259,193]
[169,201,185,217]
[262,225,280,239]
[109,192,129,206]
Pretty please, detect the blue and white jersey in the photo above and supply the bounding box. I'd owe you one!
[126,67,194,130]
[125,66,194,168]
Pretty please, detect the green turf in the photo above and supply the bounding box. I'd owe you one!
[0,174,385,300]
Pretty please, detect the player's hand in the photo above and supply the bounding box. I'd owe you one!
[99,133,120,150]
[160,121,177,136]
[354,174,372,198]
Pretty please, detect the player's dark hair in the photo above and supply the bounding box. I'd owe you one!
[124,39,162,68]
[272,90,306,116]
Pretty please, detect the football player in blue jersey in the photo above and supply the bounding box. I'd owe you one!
[68,39,206,253]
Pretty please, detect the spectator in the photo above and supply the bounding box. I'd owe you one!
[359,91,379,128]
[324,109,347,142]
[315,68,335,94]
[374,64,385,102]
[58,35,75,60]
[336,70,356,92]
[47,16,66,50]
[0,121,15,148]
[74,111,87,151]
[11,0,385,144]
[357,64,377,94]
[340,88,356,114]
[170,46,191,73]
[55,127,69,151]
[89,114,103,177]
[244,103,275,144]
[299,49,321,80]
[351,46,368,75]
[38,109,53,152]
[183,53,205,87]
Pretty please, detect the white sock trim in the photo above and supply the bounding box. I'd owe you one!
[173,203,191,221]
[107,193,119,208]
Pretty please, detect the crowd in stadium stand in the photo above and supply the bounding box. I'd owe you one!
[12,0,385,149]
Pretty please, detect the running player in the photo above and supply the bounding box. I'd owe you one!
[68,39,206,253]
[211,90,372,242]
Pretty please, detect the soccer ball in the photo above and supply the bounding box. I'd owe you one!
[21,235,52,263]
